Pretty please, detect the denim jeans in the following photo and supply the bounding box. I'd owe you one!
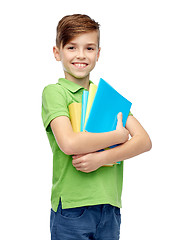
[50,200,121,240]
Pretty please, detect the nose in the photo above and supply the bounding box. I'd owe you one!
[76,48,86,59]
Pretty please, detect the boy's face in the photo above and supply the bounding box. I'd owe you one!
[54,31,100,85]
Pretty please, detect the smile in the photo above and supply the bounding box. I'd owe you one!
[72,63,88,69]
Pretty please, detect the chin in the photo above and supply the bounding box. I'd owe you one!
[65,69,90,81]
[72,73,89,79]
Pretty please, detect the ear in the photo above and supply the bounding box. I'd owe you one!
[96,47,101,61]
[53,46,61,61]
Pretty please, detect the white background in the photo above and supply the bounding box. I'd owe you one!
[0,0,173,239]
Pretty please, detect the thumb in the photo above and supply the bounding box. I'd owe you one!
[116,112,123,128]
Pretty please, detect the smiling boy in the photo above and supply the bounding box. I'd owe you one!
[42,14,152,240]
[54,31,100,89]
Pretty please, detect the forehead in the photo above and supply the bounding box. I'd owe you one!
[67,31,99,45]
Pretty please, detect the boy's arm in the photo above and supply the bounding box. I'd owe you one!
[103,115,152,164]
[50,113,129,155]
[72,116,152,172]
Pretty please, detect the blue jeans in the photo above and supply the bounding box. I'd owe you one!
[50,201,121,240]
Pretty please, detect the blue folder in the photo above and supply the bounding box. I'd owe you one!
[81,90,89,132]
[85,78,132,133]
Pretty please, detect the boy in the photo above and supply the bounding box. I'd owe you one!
[42,14,152,240]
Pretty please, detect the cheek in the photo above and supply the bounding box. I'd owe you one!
[60,51,71,62]
[89,54,99,64]
[60,55,71,69]
[60,59,69,72]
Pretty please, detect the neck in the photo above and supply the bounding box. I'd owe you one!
[64,72,90,91]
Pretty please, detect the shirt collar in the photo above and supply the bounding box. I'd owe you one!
[58,78,93,93]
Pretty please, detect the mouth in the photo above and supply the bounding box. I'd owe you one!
[72,62,88,69]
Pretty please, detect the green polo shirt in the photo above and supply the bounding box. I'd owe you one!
[42,78,126,211]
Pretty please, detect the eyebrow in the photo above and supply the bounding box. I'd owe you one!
[87,43,97,46]
[67,42,97,46]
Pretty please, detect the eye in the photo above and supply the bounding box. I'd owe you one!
[68,46,75,50]
[87,47,94,51]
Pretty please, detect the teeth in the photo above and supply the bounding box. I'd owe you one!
[73,63,87,68]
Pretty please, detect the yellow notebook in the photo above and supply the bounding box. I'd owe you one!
[84,84,97,129]
[68,102,82,133]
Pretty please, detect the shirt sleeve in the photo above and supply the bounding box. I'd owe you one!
[42,84,70,131]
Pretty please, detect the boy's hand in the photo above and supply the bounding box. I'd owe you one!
[72,152,103,173]
[116,112,129,143]
[72,112,129,173]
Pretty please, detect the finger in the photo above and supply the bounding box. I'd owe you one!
[75,165,87,172]
[116,112,123,127]
[72,154,85,159]
[73,162,82,168]
[74,164,85,171]
[72,159,81,164]
[72,159,83,167]
[117,112,123,121]
[73,160,86,169]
